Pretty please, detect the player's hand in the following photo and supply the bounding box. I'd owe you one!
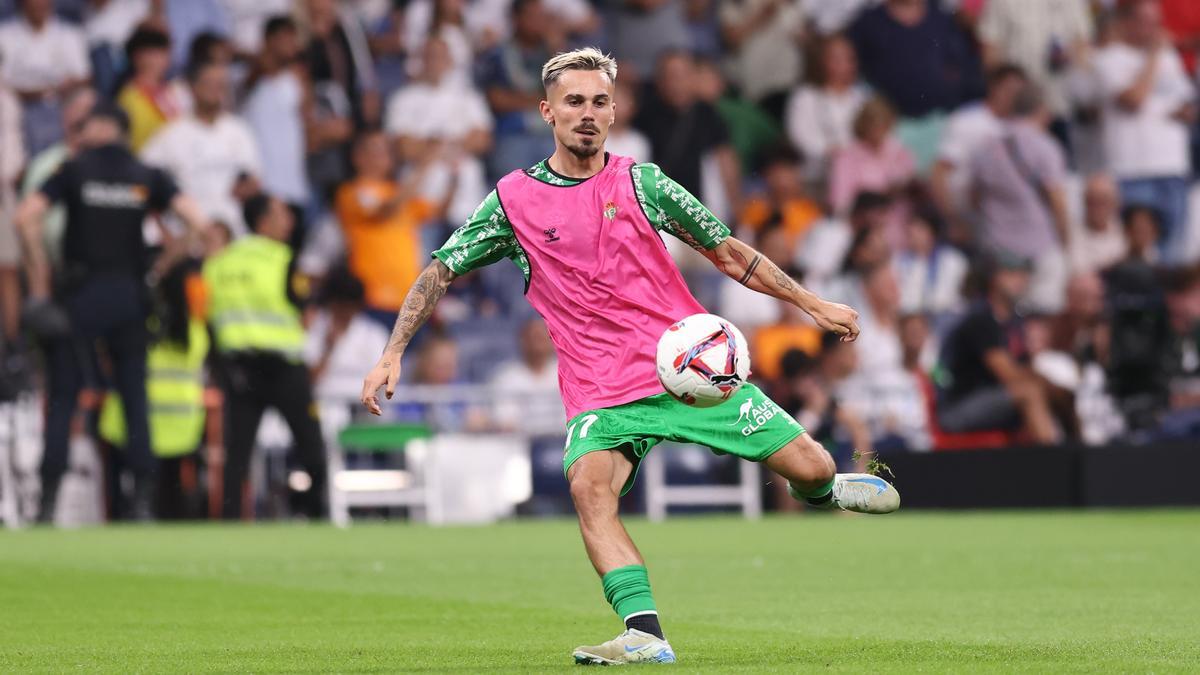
[361,356,402,416]
[808,300,860,342]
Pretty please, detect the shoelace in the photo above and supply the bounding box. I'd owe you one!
[834,479,873,510]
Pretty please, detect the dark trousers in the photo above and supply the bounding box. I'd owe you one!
[42,277,153,496]
[220,353,327,519]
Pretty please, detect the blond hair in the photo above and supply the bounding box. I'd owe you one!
[541,47,617,91]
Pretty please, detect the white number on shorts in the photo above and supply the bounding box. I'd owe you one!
[564,414,600,449]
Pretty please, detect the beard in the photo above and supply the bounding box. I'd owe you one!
[565,139,602,158]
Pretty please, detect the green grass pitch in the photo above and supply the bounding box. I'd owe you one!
[2,511,1198,673]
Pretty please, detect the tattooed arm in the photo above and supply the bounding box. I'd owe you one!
[360,259,458,415]
[703,236,860,341]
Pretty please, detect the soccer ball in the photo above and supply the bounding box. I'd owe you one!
[656,313,750,407]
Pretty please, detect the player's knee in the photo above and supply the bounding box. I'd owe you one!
[569,472,617,513]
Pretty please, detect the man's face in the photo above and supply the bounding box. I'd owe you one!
[988,74,1025,117]
[422,38,453,83]
[514,0,547,42]
[656,54,695,110]
[135,46,172,82]
[353,133,393,176]
[520,320,555,365]
[267,28,300,62]
[21,0,52,23]
[263,199,295,241]
[191,64,228,112]
[1127,1,1162,46]
[62,90,98,149]
[993,267,1031,304]
[1084,179,1118,230]
[541,69,614,160]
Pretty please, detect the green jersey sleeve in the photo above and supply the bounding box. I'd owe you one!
[432,190,531,283]
[631,162,731,252]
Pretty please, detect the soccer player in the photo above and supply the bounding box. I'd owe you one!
[361,48,900,665]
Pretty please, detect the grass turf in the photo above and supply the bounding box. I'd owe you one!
[1,511,1198,673]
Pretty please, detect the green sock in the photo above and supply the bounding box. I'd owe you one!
[790,477,834,501]
[602,564,657,618]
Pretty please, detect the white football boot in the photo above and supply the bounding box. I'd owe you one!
[572,628,677,665]
[789,473,901,514]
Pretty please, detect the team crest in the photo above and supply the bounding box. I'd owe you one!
[603,201,617,221]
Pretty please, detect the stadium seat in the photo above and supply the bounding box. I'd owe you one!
[328,422,433,526]
[915,372,1014,452]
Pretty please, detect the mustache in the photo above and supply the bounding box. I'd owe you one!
[574,124,600,133]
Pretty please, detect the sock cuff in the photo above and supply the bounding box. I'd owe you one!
[790,477,834,499]
[602,564,656,618]
[622,610,658,621]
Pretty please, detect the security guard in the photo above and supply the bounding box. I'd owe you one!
[99,260,210,519]
[204,193,327,519]
[15,103,209,522]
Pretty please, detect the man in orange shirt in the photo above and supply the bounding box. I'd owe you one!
[738,145,822,244]
[335,130,456,322]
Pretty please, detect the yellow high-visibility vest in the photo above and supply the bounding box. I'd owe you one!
[99,319,210,458]
[202,234,305,360]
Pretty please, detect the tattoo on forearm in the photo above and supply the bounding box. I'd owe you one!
[386,261,454,354]
[765,258,796,293]
[738,253,762,285]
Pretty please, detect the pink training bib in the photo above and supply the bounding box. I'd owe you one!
[497,155,708,418]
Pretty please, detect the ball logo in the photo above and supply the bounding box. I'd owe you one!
[672,323,742,396]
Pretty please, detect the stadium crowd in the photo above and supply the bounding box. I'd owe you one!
[2,0,1200,520]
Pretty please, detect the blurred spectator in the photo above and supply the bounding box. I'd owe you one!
[817,219,890,309]
[241,16,310,210]
[18,86,96,272]
[848,0,979,167]
[828,96,915,248]
[611,0,691,77]
[737,145,821,244]
[719,0,806,119]
[1120,203,1162,265]
[718,221,794,332]
[0,0,92,154]
[682,0,721,57]
[141,58,261,234]
[806,0,877,36]
[894,209,969,318]
[899,311,934,373]
[472,0,599,46]
[385,35,491,226]
[968,84,1071,313]
[490,317,565,435]
[784,33,869,185]
[0,78,23,348]
[935,254,1063,444]
[840,263,931,451]
[606,77,651,162]
[15,103,209,522]
[780,335,872,470]
[930,63,1027,242]
[635,50,741,210]
[977,0,1094,120]
[1095,0,1195,266]
[404,0,477,86]
[395,333,489,432]
[335,130,454,321]
[799,190,890,284]
[220,0,290,59]
[163,0,229,72]
[304,266,388,402]
[478,0,558,178]
[1160,266,1200,438]
[302,0,378,127]
[751,290,821,383]
[694,56,781,176]
[83,0,154,95]
[1069,173,1128,274]
[205,193,326,520]
[117,26,186,152]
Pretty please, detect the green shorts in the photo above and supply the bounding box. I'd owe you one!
[562,383,806,496]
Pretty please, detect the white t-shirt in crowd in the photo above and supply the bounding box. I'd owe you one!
[220,0,291,54]
[386,79,493,223]
[605,128,652,164]
[241,71,310,205]
[1094,43,1195,179]
[142,113,262,233]
[936,101,1004,211]
[489,359,565,435]
[84,0,150,47]
[304,312,391,403]
[785,85,868,179]
[0,17,91,91]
